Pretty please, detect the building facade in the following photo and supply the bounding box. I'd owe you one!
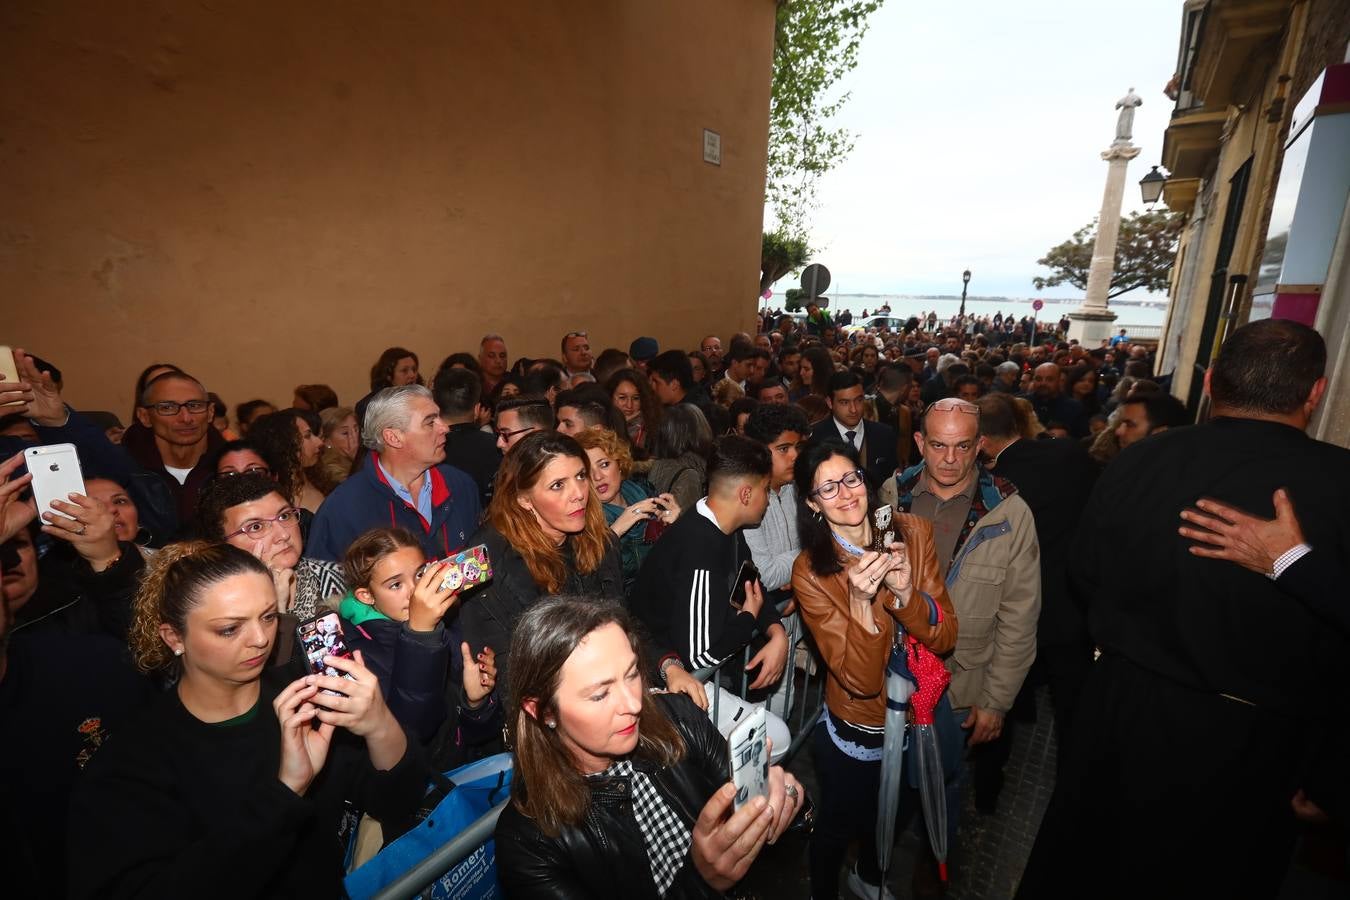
[1,0,777,416]
[1154,0,1350,441]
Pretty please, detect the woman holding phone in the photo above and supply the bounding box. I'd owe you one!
[790,440,958,900]
[495,596,805,899]
[571,428,680,589]
[67,542,425,899]
[458,432,706,708]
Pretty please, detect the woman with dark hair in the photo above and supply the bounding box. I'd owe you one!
[291,383,338,412]
[790,440,957,900]
[795,345,835,401]
[726,397,758,436]
[67,542,424,899]
[196,473,347,624]
[435,352,482,378]
[487,374,524,410]
[247,409,326,513]
[645,403,713,515]
[851,343,881,393]
[457,431,623,695]
[494,596,805,899]
[370,347,422,392]
[1063,364,1102,418]
[606,368,662,451]
[234,399,276,437]
[355,347,423,429]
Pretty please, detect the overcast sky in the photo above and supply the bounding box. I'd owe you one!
[781,0,1185,300]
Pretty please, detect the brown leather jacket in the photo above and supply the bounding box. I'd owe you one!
[791,513,958,729]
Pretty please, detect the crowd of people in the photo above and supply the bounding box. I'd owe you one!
[1,306,1345,899]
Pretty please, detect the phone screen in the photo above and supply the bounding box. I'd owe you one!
[728,560,760,611]
[296,612,356,694]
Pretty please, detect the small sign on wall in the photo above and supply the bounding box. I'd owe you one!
[703,129,721,166]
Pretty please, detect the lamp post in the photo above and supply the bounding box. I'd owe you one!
[959,269,971,321]
[1139,166,1166,207]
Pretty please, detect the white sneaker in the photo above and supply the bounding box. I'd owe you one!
[701,681,790,763]
[845,864,897,900]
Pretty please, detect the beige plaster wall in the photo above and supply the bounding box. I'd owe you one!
[1,0,775,419]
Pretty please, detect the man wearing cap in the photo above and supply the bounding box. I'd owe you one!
[629,337,659,375]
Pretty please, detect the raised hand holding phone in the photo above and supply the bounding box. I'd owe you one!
[307,650,407,770]
[408,560,461,631]
[273,677,335,796]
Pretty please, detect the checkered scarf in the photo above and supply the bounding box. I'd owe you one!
[603,759,692,896]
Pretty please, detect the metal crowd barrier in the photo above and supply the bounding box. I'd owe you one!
[690,624,827,764]
[365,630,826,900]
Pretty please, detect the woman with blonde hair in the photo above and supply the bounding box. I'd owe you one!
[312,405,359,494]
[68,542,424,898]
[572,428,680,588]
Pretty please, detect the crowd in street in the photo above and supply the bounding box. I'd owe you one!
[1,304,1345,899]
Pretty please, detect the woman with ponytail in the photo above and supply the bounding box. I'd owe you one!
[68,542,426,899]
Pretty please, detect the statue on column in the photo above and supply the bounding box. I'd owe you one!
[1114,88,1142,144]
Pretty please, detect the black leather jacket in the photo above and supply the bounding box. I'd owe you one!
[494,693,730,899]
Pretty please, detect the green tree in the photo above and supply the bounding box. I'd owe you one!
[762,0,883,263]
[760,229,811,294]
[1032,210,1185,299]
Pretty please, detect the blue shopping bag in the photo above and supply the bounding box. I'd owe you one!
[345,752,513,900]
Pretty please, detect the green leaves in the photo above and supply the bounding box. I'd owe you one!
[766,0,884,239]
[761,228,812,294]
[1031,209,1184,299]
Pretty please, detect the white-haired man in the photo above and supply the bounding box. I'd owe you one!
[309,385,480,561]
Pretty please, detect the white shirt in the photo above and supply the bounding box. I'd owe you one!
[164,465,192,485]
[833,418,863,451]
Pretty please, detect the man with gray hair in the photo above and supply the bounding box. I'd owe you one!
[308,384,480,561]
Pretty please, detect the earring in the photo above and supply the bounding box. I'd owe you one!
[546,720,556,729]
[813,509,824,522]
[174,647,183,656]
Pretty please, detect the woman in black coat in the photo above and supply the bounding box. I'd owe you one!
[494,597,806,899]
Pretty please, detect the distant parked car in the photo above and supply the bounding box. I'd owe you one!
[842,315,907,336]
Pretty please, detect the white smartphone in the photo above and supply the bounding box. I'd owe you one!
[0,346,22,407]
[726,705,769,811]
[25,443,86,520]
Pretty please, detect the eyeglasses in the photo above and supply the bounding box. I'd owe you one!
[922,398,981,417]
[564,331,588,340]
[218,466,271,478]
[811,468,866,500]
[495,425,538,442]
[142,399,212,417]
[224,507,302,541]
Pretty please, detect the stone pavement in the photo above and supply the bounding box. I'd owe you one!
[742,687,1058,899]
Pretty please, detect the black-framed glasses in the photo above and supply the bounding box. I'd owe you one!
[224,507,302,541]
[811,468,865,500]
[142,399,212,417]
[218,466,271,479]
[495,425,538,442]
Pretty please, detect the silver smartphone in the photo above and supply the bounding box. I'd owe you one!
[25,443,86,520]
[727,705,769,811]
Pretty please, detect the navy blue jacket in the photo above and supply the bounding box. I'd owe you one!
[307,458,480,562]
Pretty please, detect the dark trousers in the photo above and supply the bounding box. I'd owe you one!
[809,722,883,899]
[973,640,1093,803]
[1017,653,1311,899]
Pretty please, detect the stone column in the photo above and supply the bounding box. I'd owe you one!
[1068,140,1142,345]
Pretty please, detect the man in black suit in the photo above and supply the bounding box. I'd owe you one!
[431,367,500,509]
[1020,362,1088,437]
[810,370,897,487]
[976,393,1097,807]
[1018,319,1350,899]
